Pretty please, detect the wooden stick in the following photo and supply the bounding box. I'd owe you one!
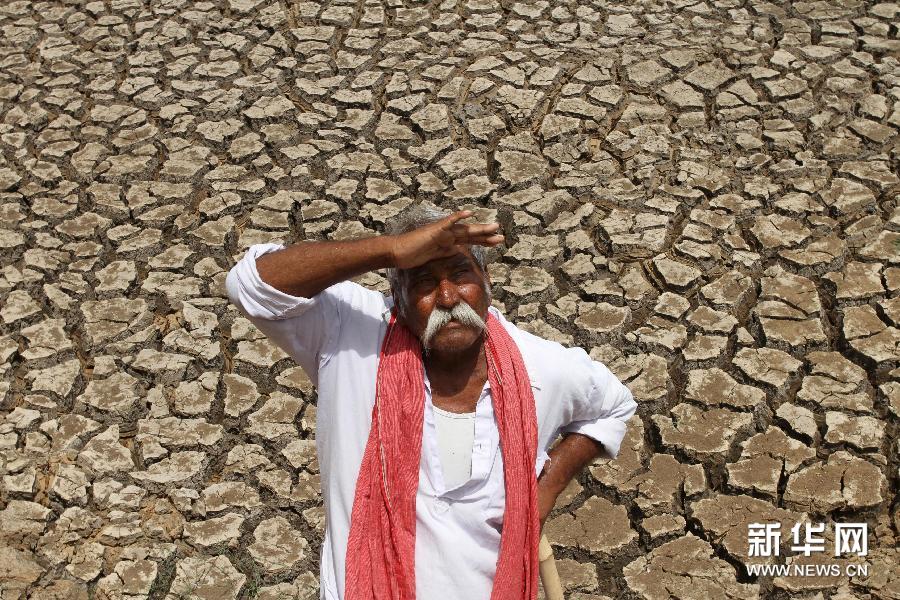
[539,533,563,600]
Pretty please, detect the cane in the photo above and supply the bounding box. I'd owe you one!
[538,533,563,600]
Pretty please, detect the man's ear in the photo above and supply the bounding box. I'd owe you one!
[390,289,405,320]
[477,262,489,287]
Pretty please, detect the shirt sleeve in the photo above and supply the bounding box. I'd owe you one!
[224,242,384,385]
[560,359,637,460]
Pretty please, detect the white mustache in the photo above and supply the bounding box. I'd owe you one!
[420,301,486,350]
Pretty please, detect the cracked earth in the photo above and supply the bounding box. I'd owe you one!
[0,0,898,598]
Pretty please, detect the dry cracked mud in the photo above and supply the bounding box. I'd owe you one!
[0,0,898,599]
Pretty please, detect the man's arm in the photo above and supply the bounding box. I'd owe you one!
[254,209,503,298]
[255,236,395,299]
[536,433,604,530]
[535,353,637,530]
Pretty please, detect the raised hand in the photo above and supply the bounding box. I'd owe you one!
[390,210,504,270]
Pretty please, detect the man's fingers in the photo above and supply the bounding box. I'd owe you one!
[464,233,505,245]
[449,222,501,237]
[440,210,474,229]
[448,221,504,247]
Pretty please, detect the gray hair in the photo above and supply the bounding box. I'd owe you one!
[385,203,490,317]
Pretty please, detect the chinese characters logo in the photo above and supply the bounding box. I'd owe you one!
[748,521,868,557]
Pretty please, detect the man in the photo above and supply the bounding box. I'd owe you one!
[225,203,636,600]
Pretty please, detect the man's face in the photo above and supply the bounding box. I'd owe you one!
[397,248,490,355]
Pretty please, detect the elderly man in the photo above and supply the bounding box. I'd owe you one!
[225,203,636,600]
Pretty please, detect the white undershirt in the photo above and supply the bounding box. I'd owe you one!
[432,406,477,489]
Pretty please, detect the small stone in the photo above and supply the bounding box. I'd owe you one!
[544,496,637,555]
[652,255,702,291]
[246,392,303,440]
[136,417,223,449]
[223,373,259,417]
[610,453,705,515]
[749,214,811,249]
[506,234,562,262]
[842,305,899,365]
[257,575,319,600]
[50,464,89,505]
[685,368,765,409]
[684,61,735,91]
[784,451,886,511]
[95,559,158,598]
[626,60,672,89]
[201,482,262,513]
[130,451,205,485]
[682,335,729,362]
[575,303,631,336]
[623,534,759,599]
[248,516,309,573]
[733,347,802,390]
[652,403,754,458]
[776,403,819,441]
[77,425,134,474]
[234,338,291,368]
[1,290,41,324]
[687,306,738,335]
[653,292,691,319]
[184,512,244,548]
[824,261,884,301]
[824,412,885,451]
[640,514,685,540]
[410,103,449,133]
[25,358,81,397]
[166,555,245,600]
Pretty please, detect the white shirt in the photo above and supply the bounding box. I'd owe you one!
[225,243,637,600]
[432,407,476,489]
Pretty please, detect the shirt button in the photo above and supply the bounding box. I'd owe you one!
[434,499,450,514]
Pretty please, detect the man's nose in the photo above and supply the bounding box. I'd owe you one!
[435,278,459,308]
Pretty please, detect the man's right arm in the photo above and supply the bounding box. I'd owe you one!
[254,236,395,300]
[251,209,503,300]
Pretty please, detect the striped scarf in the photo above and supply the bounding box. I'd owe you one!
[344,309,539,599]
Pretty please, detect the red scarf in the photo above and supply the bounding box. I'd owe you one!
[344,309,539,599]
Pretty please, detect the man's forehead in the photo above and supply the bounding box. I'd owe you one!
[408,250,476,274]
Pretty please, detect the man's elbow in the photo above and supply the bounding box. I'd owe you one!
[615,387,637,421]
[224,266,247,316]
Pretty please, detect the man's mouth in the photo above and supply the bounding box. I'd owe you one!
[420,303,486,350]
